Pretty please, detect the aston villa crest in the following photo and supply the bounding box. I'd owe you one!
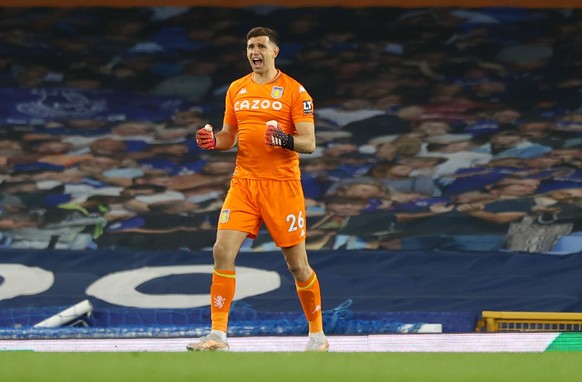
[219,209,231,223]
[271,86,284,99]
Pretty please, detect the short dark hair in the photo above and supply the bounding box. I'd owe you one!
[247,27,279,46]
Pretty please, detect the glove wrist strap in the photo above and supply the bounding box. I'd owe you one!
[284,134,294,151]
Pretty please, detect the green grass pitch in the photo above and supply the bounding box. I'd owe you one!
[1,352,582,382]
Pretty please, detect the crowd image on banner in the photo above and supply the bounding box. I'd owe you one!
[0,6,581,253]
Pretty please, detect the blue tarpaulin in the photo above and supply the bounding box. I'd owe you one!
[0,249,581,333]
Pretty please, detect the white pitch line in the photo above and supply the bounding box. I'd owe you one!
[0,333,560,353]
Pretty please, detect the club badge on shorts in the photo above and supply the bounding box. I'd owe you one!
[219,209,230,223]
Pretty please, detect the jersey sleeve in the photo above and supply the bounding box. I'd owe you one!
[223,79,242,127]
[291,83,315,127]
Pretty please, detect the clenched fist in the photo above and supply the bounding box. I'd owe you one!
[196,124,216,150]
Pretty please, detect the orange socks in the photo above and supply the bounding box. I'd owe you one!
[210,269,236,332]
[296,271,324,333]
[211,269,323,334]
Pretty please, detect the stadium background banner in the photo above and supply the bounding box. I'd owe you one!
[2,249,582,325]
[5,0,582,9]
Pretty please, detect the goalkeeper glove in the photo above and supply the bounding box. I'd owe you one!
[196,124,216,150]
[265,120,294,150]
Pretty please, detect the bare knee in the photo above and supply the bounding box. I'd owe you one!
[281,243,312,282]
[212,241,237,270]
[285,258,312,282]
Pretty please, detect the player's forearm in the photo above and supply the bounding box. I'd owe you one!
[214,131,237,150]
[264,121,315,153]
[291,134,316,154]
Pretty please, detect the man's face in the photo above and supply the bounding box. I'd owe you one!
[246,36,279,74]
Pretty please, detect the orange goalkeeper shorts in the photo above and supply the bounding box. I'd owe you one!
[218,177,307,247]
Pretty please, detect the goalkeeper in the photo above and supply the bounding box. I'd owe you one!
[188,26,327,352]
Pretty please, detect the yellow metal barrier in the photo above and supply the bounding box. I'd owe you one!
[477,311,582,332]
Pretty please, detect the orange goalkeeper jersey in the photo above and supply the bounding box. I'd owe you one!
[223,70,314,181]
